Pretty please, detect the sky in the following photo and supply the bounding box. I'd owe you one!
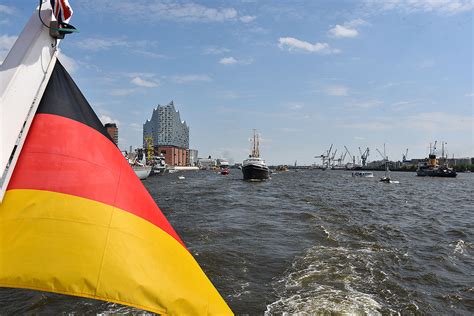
[1,0,473,165]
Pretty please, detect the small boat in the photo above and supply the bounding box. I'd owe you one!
[275,165,289,172]
[178,175,185,180]
[221,168,230,175]
[352,171,373,178]
[151,154,167,175]
[242,130,270,181]
[377,144,398,184]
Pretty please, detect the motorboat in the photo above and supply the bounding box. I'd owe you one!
[352,171,373,178]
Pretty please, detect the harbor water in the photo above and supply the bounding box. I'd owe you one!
[1,170,473,314]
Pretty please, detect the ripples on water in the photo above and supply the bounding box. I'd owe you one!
[1,170,473,315]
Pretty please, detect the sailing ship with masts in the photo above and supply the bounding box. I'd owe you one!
[242,130,270,181]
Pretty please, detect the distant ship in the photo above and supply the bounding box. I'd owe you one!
[417,142,457,178]
[242,130,270,181]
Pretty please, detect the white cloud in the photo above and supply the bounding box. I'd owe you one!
[133,50,166,59]
[203,46,230,55]
[75,37,128,51]
[278,37,340,54]
[280,127,300,133]
[0,5,15,15]
[108,88,138,96]
[325,85,348,96]
[465,92,474,97]
[130,76,160,87]
[286,102,304,110]
[390,100,419,110]
[417,58,435,69]
[219,57,238,65]
[240,15,256,23]
[58,51,78,74]
[328,25,359,38]
[328,19,367,38]
[349,99,382,108]
[82,0,239,22]
[340,112,473,132]
[218,57,253,65]
[364,0,474,15]
[0,34,17,64]
[404,112,473,131]
[99,114,120,126]
[129,123,142,132]
[172,74,212,83]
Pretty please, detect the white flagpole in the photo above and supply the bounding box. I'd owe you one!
[0,1,60,202]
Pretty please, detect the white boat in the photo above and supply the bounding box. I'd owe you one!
[132,165,152,180]
[151,154,167,175]
[352,171,374,178]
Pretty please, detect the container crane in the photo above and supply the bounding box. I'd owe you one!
[315,144,333,169]
[402,148,409,162]
[330,149,337,168]
[344,145,356,167]
[359,147,369,167]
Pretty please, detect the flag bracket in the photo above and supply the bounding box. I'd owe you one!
[49,21,78,39]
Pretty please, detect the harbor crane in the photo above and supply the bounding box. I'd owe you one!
[344,146,356,166]
[330,149,337,168]
[402,148,409,162]
[359,147,370,167]
[430,141,437,155]
[316,144,333,168]
[337,151,347,167]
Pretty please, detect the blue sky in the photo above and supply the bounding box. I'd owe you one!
[1,0,473,165]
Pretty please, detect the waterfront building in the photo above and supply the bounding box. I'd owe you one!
[155,146,187,166]
[143,101,190,166]
[188,149,198,166]
[104,123,118,145]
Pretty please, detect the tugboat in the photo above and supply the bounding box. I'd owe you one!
[242,130,270,181]
[417,141,457,177]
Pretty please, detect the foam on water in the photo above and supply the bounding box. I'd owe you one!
[265,242,390,315]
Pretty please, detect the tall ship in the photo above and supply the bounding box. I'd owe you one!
[417,141,457,178]
[242,130,270,181]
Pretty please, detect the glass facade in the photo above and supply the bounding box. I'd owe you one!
[143,101,189,149]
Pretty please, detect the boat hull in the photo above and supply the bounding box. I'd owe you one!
[352,171,373,178]
[242,164,269,181]
[133,166,151,179]
[416,168,457,177]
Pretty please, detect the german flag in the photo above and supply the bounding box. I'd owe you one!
[0,61,232,315]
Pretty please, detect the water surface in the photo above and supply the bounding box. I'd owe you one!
[1,170,473,315]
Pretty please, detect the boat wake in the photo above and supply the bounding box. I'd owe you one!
[265,245,386,315]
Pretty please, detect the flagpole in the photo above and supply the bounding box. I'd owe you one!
[0,2,60,202]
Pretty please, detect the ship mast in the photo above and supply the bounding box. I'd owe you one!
[251,129,260,158]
